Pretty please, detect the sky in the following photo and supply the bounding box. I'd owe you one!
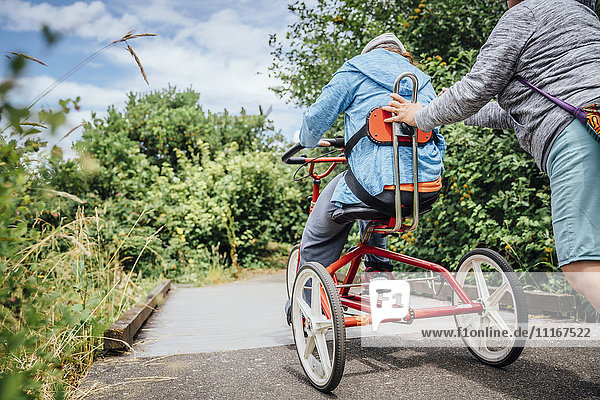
[0,0,304,157]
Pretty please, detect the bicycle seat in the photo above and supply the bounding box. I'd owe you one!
[331,204,390,225]
[331,202,434,225]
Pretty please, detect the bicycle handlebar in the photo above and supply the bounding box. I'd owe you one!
[281,137,345,164]
[281,143,305,164]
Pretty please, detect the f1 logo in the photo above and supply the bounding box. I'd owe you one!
[369,280,410,331]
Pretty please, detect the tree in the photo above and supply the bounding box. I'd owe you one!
[92,87,279,172]
[269,0,506,107]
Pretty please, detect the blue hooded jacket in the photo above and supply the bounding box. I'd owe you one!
[299,48,446,206]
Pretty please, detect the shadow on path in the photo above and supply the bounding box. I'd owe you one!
[80,339,600,399]
[340,340,600,399]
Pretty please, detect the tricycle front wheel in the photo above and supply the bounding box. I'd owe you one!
[291,262,345,392]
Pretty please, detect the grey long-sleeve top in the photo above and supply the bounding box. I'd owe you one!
[415,0,600,172]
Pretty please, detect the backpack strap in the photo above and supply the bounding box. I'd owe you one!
[516,77,588,125]
[343,124,369,160]
[344,169,395,217]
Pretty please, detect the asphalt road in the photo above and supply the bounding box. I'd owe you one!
[78,272,600,399]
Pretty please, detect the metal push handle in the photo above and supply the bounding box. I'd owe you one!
[380,72,420,233]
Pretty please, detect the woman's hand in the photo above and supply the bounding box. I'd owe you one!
[382,93,424,127]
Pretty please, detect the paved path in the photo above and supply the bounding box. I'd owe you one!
[128,273,293,356]
[78,272,600,399]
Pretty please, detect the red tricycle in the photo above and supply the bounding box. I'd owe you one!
[281,73,528,392]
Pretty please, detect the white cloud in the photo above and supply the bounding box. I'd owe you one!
[122,0,194,27]
[2,0,303,143]
[14,75,126,111]
[104,6,303,139]
[0,0,138,41]
[185,10,269,58]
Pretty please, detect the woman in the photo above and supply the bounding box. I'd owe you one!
[297,33,446,280]
[384,0,600,310]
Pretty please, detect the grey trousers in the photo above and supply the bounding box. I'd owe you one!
[298,173,394,271]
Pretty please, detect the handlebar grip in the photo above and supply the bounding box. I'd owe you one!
[281,137,345,164]
[281,143,305,164]
[285,157,307,165]
[325,136,345,148]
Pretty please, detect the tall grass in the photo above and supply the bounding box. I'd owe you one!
[1,204,162,399]
[0,28,275,399]
[1,28,162,398]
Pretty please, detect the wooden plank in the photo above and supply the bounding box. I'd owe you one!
[104,280,171,351]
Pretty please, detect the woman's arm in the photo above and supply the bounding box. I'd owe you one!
[412,5,536,132]
[463,102,515,130]
[299,71,360,148]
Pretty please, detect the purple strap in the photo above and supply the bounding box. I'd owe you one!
[516,77,588,125]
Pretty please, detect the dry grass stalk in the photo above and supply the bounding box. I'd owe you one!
[20,121,47,128]
[126,44,149,85]
[112,30,158,44]
[105,208,149,267]
[117,223,163,313]
[61,122,85,140]
[142,354,176,366]
[21,29,157,114]
[41,188,86,204]
[57,233,92,257]
[10,215,99,271]
[10,52,47,66]
[110,29,157,85]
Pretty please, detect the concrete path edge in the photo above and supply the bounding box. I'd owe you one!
[104,279,171,351]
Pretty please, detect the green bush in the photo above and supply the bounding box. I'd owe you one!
[389,123,555,271]
[48,88,307,276]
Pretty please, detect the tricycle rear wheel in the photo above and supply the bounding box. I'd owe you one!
[453,248,527,367]
[286,244,300,299]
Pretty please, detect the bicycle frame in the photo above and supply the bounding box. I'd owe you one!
[307,155,346,213]
[329,246,483,327]
[284,146,483,328]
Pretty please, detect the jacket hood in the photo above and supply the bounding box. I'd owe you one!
[335,49,431,96]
